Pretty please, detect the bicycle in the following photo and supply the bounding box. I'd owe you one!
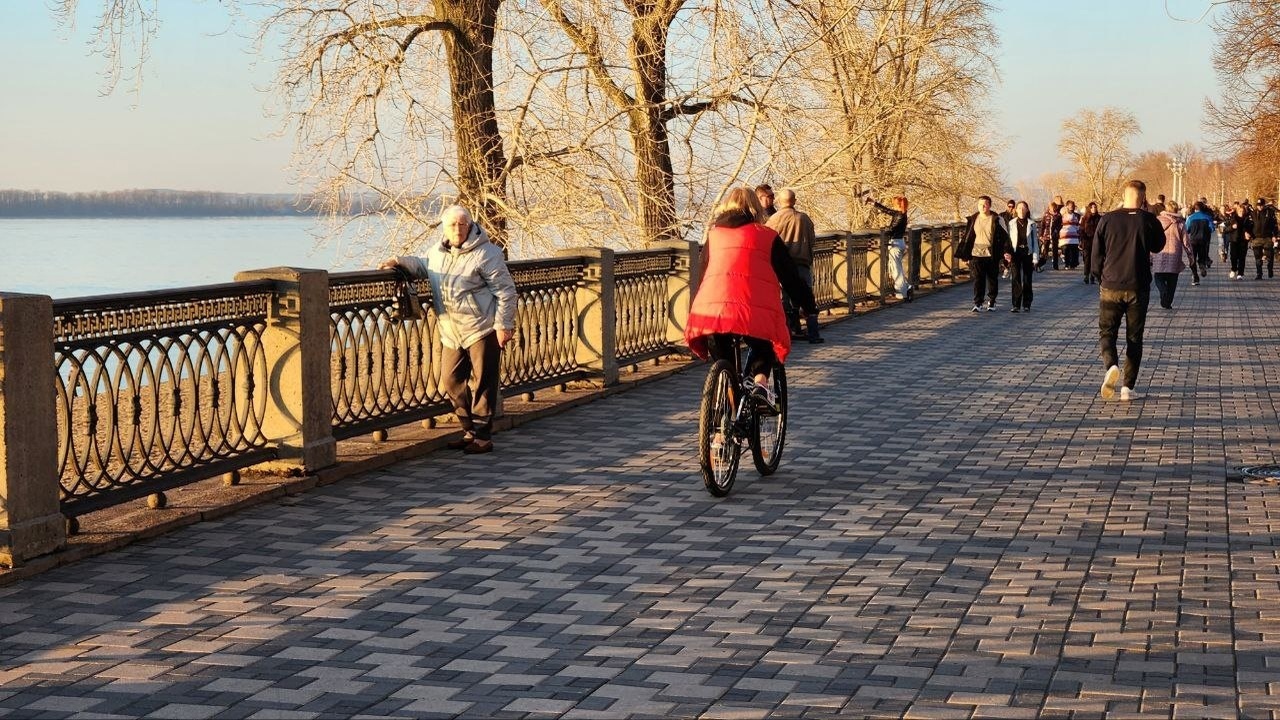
[697,335,788,497]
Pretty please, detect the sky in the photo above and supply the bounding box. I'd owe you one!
[0,0,1227,195]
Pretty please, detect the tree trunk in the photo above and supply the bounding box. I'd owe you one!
[438,0,509,246]
[629,16,679,244]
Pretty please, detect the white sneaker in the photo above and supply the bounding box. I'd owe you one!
[972,305,982,313]
[1101,365,1120,400]
[1119,386,1141,401]
[1230,272,1237,279]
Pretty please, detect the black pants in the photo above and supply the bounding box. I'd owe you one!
[1049,238,1061,269]
[706,334,776,379]
[1098,287,1150,391]
[1152,272,1180,309]
[1252,243,1274,278]
[971,256,999,307]
[1080,242,1093,280]
[1063,245,1079,268]
[1011,250,1035,309]
[1191,241,1211,276]
[1231,241,1249,275]
[441,332,502,441]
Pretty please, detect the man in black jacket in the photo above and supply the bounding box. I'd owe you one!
[961,196,1011,312]
[1251,197,1278,279]
[1092,180,1167,402]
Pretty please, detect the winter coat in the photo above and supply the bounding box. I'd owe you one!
[1152,211,1194,274]
[1184,210,1214,246]
[1059,210,1082,246]
[396,224,518,350]
[766,206,817,268]
[685,215,796,364]
[1008,215,1041,264]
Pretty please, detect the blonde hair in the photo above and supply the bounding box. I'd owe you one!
[713,187,765,224]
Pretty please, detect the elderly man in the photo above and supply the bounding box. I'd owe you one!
[381,205,517,453]
[766,188,824,344]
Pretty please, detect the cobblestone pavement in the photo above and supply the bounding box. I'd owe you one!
[4,267,1280,719]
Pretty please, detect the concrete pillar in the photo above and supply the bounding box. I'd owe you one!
[660,240,701,349]
[0,293,66,565]
[557,249,619,386]
[233,268,337,473]
[832,233,857,313]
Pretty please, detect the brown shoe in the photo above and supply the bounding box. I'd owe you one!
[446,435,475,450]
[463,439,494,455]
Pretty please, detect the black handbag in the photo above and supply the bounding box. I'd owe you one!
[390,267,426,322]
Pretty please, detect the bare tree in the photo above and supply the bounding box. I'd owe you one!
[1058,107,1139,210]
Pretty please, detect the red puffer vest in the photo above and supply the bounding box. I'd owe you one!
[685,222,791,364]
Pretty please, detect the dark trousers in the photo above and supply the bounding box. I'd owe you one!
[971,256,999,307]
[1011,250,1034,309]
[1064,244,1079,268]
[1191,241,1211,276]
[1231,241,1249,275]
[707,333,777,379]
[441,332,501,441]
[783,265,814,333]
[1081,242,1093,280]
[1153,273,1180,309]
[1252,243,1274,278]
[1098,287,1150,390]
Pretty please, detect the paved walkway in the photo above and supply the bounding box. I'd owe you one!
[3,266,1280,719]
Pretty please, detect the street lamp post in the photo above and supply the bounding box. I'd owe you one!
[1167,159,1186,209]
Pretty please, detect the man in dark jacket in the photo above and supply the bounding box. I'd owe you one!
[1251,197,1278,279]
[1092,179,1166,402]
[962,196,1011,312]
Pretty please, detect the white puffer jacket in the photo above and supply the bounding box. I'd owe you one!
[397,224,518,350]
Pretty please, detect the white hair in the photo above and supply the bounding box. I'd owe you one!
[776,188,796,208]
[439,204,474,225]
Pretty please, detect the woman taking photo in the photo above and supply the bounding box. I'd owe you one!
[865,194,914,302]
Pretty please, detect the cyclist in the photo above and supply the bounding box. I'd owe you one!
[685,187,819,403]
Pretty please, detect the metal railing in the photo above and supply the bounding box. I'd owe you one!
[2,223,969,545]
[52,283,278,516]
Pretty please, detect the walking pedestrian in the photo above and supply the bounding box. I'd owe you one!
[1000,200,1016,279]
[1060,200,1082,269]
[865,193,915,303]
[1184,201,1215,283]
[1040,201,1063,270]
[1250,197,1278,279]
[1092,180,1166,401]
[380,205,518,454]
[1152,202,1195,309]
[1226,202,1251,280]
[767,188,825,342]
[1080,201,1101,283]
[959,196,1010,312]
[1008,200,1040,312]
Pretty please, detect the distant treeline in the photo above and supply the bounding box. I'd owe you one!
[0,189,381,218]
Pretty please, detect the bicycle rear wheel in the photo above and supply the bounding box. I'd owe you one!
[749,364,787,475]
[699,359,741,496]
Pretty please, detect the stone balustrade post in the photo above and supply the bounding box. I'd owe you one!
[233,268,337,473]
[0,293,66,566]
[830,233,854,312]
[658,240,701,349]
[556,249,619,387]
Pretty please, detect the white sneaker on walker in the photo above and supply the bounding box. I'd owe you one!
[1101,365,1120,400]
[1119,386,1141,401]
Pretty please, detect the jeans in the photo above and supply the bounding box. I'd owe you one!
[1252,242,1275,278]
[1063,244,1079,268]
[971,256,999,307]
[1191,241,1211,276]
[888,237,910,296]
[1231,240,1249,275]
[1152,272,1180,308]
[1010,250,1035,309]
[1098,287,1150,391]
[441,332,502,441]
[783,265,814,331]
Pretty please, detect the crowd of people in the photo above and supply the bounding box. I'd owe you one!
[376,181,1280,455]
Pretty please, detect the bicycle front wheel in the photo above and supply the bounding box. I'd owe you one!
[699,359,741,497]
[750,364,787,475]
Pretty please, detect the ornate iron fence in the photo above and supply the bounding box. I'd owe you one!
[614,250,675,364]
[328,258,589,440]
[811,235,839,312]
[53,283,277,516]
